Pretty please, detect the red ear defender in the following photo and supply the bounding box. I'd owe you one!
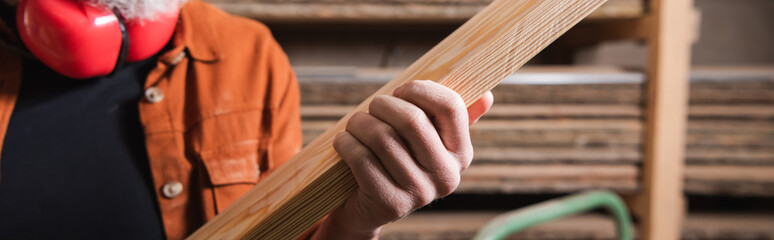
[16,0,179,79]
[17,0,122,79]
[124,4,179,62]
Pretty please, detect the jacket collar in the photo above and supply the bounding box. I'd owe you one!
[177,0,222,63]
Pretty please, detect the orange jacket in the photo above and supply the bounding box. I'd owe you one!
[0,1,303,239]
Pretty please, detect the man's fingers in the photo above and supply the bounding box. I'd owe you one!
[345,112,431,192]
[467,91,493,125]
[368,95,454,172]
[392,80,473,163]
[333,131,397,196]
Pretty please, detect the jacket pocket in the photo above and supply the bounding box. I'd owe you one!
[199,141,261,212]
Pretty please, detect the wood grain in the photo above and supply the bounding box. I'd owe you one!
[188,0,606,239]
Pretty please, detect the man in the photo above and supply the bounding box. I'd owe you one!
[0,0,492,239]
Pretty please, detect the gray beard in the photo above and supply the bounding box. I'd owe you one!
[83,0,185,21]
[3,0,184,21]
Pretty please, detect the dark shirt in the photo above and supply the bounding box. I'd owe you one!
[0,56,165,239]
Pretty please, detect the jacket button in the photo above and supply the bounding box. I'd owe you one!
[168,51,186,66]
[145,87,165,103]
[162,182,184,198]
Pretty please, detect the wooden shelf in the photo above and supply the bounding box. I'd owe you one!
[380,212,774,240]
[206,0,644,24]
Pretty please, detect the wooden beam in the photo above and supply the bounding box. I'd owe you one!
[188,0,606,239]
[637,0,695,239]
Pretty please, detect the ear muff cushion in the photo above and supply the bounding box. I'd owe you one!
[124,7,179,62]
[17,0,122,79]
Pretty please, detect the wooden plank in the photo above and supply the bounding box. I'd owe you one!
[454,164,774,196]
[684,166,774,197]
[458,164,640,194]
[483,104,641,119]
[207,0,642,23]
[471,147,641,164]
[685,148,774,165]
[467,147,774,166]
[380,212,774,240]
[689,105,774,120]
[188,1,607,239]
[637,0,695,239]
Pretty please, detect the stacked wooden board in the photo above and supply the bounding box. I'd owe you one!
[296,66,774,238]
[206,0,643,23]
[297,66,774,197]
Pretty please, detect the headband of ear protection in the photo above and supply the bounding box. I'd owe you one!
[15,0,179,79]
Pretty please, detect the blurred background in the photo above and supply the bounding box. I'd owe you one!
[207,0,773,239]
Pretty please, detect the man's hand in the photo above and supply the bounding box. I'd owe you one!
[311,80,493,239]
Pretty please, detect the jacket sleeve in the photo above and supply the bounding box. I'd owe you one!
[261,53,303,178]
[262,45,323,240]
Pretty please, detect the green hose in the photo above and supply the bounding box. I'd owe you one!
[473,190,633,240]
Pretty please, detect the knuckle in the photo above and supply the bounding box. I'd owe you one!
[410,183,436,206]
[437,102,457,118]
[444,96,468,121]
[369,95,390,111]
[417,191,436,206]
[360,117,399,148]
[332,133,347,153]
[435,171,461,197]
[346,112,367,131]
[373,124,395,143]
[397,81,426,97]
[402,108,428,133]
[458,146,474,169]
[406,80,425,90]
